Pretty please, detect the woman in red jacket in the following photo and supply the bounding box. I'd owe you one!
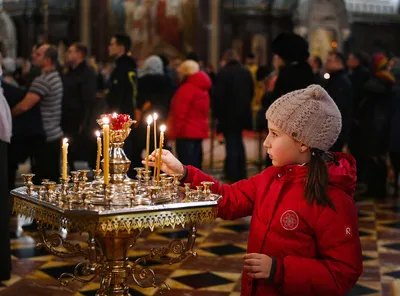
[147,85,363,295]
[167,60,211,169]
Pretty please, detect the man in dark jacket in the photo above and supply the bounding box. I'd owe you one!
[325,51,353,152]
[346,52,370,180]
[214,49,254,182]
[106,34,138,118]
[106,33,140,176]
[3,81,45,192]
[271,33,315,102]
[62,43,97,170]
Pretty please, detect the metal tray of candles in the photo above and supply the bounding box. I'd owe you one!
[16,171,221,216]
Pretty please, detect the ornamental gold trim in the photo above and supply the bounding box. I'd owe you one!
[98,207,217,234]
[13,196,66,229]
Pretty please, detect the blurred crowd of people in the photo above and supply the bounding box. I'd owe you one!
[2,32,400,196]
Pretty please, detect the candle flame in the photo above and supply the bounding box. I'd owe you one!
[153,112,158,121]
[102,117,110,124]
[63,138,68,144]
[147,115,153,125]
[160,125,166,132]
[112,112,118,118]
[95,130,101,137]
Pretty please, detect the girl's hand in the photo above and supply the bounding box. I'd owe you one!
[142,149,185,176]
[243,253,273,279]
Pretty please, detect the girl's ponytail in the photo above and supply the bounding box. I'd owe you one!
[304,148,335,210]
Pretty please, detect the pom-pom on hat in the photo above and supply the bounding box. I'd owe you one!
[266,85,342,151]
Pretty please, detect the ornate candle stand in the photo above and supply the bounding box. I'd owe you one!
[12,113,221,296]
[12,185,219,296]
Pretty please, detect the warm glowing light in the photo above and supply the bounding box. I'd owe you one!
[147,115,153,125]
[112,112,118,118]
[63,138,68,144]
[331,41,337,48]
[160,125,166,132]
[102,117,110,124]
[324,73,330,80]
[153,113,158,121]
[95,130,100,137]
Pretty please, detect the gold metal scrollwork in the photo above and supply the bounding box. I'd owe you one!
[150,223,198,265]
[59,262,98,286]
[37,225,87,258]
[129,257,170,294]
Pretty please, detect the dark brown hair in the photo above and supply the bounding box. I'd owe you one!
[72,43,88,58]
[304,148,335,210]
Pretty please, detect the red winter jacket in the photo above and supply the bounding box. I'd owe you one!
[167,71,211,140]
[184,153,363,296]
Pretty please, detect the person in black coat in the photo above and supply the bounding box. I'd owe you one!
[3,81,45,193]
[324,51,353,152]
[308,55,324,86]
[389,59,400,196]
[213,49,254,182]
[137,55,173,153]
[106,34,138,118]
[358,53,395,197]
[270,32,315,103]
[106,34,140,177]
[347,52,370,181]
[62,43,97,170]
[0,82,12,282]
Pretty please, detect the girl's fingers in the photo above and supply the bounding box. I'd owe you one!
[141,160,156,167]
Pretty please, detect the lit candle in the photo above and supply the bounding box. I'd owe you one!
[62,138,69,179]
[103,117,110,184]
[153,112,158,178]
[95,131,102,172]
[145,115,153,173]
[157,125,166,181]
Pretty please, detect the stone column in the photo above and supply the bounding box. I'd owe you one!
[80,0,91,53]
[209,0,220,71]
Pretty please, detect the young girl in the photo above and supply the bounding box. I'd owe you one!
[146,84,363,295]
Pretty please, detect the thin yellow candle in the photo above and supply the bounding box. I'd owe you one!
[62,138,69,179]
[153,112,158,178]
[145,115,153,174]
[95,131,102,171]
[157,125,166,181]
[103,117,110,184]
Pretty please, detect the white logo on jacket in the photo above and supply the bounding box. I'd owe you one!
[280,210,299,231]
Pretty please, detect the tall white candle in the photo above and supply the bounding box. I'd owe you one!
[62,138,69,179]
[153,112,158,178]
[145,115,153,174]
[157,125,166,181]
[103,117,110,184]
[95,131,101,172]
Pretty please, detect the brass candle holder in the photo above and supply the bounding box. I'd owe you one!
[60,177,70,196]
[21,173,35,196]
[44,181,56,202]
[93,169,102,181]
[201,181,214,197]
[70,171,80,192]
[184,183,191,200]
[79,170,90,183]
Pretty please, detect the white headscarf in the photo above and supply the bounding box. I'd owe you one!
[0,66,12,143]
[139,55,164,78]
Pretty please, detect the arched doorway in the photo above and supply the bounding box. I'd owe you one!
[295,0,349,61]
